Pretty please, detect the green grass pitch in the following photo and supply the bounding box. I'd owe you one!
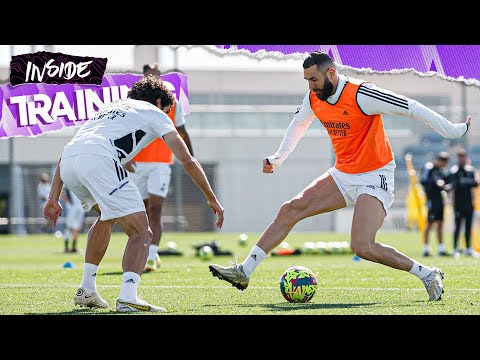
[0,231,479,315]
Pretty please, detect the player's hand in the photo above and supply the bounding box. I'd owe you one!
[263,158,274,174]
[466,115,472,130]
[43,198,63,227]
[124,160,136,173]
[208,199,224,229]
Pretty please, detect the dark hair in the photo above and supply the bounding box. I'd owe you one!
[127,76,175,108]
[143,63,161,76]
[457,149,468,156]
[302,51,335,71]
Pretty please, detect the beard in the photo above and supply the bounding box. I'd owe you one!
[314,76,334,101]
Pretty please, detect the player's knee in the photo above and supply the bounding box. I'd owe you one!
[350,241,361,256]
[351,242,374,259]
[135,227,152,242]
[129,227,153,247]
[278,199,304,220]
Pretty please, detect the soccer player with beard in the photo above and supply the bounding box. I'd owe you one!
[209,50,472,302]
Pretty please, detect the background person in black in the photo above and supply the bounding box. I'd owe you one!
[420,152,451,257]
[448,149,479,257]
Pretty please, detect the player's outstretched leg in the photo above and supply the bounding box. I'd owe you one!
[421,267,444,301]
[209,257,249,291]
[210,174,346,292]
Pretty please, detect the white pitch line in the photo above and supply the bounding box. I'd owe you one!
[0,283,479,292]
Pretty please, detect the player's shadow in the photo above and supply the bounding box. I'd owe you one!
[100,270,166,276]
[236,302,379,312]
[25,308,118,315]
[99,271,124,276]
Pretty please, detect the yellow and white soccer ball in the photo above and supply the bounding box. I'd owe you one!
[279,265,318,303]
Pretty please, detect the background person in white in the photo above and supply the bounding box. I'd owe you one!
[61,187,85,253]
[37,172,53,233]
[43,76,224,313]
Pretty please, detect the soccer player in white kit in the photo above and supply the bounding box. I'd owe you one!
[124,63,195,272]
[43,76,224,312]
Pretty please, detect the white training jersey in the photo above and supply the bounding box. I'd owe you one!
[61,98,177,165]
[266,74,469,169]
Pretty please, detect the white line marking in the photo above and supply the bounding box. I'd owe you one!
[0,284,479,292]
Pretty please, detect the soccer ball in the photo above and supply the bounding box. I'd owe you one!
[167,241,177,250]
[330,241,341,254]
[198,245,214,260]
[279,266,318,303]
[238,233,248,246]
[302,241,316,254]
[316,241,327,254]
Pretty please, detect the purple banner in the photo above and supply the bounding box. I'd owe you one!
[0,72,189,139]
[216,45,480,81]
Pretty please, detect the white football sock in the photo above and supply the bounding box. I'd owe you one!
[438,243,445,253]
[148,244,159,261]
[119,272,141,302]
[241,245,267,278]
[80,263,98,294]
[409,260,433,279]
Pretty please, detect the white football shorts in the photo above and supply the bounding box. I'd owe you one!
[128,162,172,199]
[328,159,396,213]
[65,205,85,230]
[60,154,146,221]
